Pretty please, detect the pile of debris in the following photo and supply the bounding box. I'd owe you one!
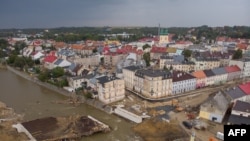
[13,115,110,141]
[0,101,27,141]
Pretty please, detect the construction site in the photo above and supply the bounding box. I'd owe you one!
[112,87,225,141]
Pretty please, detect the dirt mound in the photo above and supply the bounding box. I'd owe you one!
[133,118,188,141]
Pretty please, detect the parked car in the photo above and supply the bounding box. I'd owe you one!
[182,121,192,129]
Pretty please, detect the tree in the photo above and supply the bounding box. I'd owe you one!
[142,44,150,50]
[51,67,64,78]
[182,49,192,58]
[143,52,150,67]
[233,49,243,59]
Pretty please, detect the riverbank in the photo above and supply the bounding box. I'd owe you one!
[6,66,113,114]
[0,101,28,141]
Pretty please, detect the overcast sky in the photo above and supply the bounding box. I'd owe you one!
[0,0,249,29]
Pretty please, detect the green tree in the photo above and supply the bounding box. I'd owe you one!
[51,67,64,78]
[233,49,243,59]
[38,70,50,82]
[13,57,25,69]
[143,52,150,67]
[182,49,192,58]
[7,55,17,64]
[142,44,150,50]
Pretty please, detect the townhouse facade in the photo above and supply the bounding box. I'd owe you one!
[193,58,220,71]
[211,67,228,85]
[104,52,126,66]
[203,69,216,86]
[96,75,125,104]
[164,61,195,72]
[229,58,250,78]
[69,54,100,67]
[192,70,207,88]
[172,71,196,94]
[134,69,172,99]
[122,66,142,90]
[67,76,85,90]
[225,65,241,81]
[228,100,250,125]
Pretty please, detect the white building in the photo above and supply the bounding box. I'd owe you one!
[172,71,196,94]
[229,58,250,78]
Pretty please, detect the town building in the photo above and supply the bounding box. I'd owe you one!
[150,46,167,60]
[134,69,172,99]
[199,91,230,123]
[96,75,125,104]
[69,54,100,67]
[229,58,250,78]
[211,67,228,85]
[42,51,57,70]
[192,70,207,88]
[104,52,126,66]
[228,100,250,125]
[203,69,216,86]
[159,28,169,45]
[223,86,248,103]
[193,58,220,71]
[67,76,85,90]
[164,61,195,72]
[122,66,142,90]
[172,71,196,94]
[224,65,241,81]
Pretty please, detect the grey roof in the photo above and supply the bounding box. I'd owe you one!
[57,49,75,57]
[173,55,184,62]
[160,55,173,59]
[233,100,250,113]
[195,57,219,61]
[203,69,215,77]
[200,92,230,114]
[135,69,172,79]
[228,114,250,125]
[68,63,77,71]
[54,59,63,65]
[97,75,119,85]
[123,65,142,71]
[71,75,85,80]
[172,71,196,82]
[224,86,246,100]
[211,67,227,75]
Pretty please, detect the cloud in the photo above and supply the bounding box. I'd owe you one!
[0,0,249,28]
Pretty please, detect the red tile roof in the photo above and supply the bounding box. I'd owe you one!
[192,70,206,79]
[150,46,166,53]
[237,43,248,50]
[71,44,84,50]
[54,42,66,49]
[239,82,250,95]
[224,65,241,73]
[43,51,57,63]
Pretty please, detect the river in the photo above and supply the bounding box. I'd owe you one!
[0,69,141,141]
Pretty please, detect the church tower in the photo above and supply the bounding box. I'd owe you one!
[159,27,169,45]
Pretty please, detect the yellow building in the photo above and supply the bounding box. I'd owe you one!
[97,75,125,104]
[134,69,172,99]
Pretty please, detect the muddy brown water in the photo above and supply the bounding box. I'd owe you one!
[0,69,142,141]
